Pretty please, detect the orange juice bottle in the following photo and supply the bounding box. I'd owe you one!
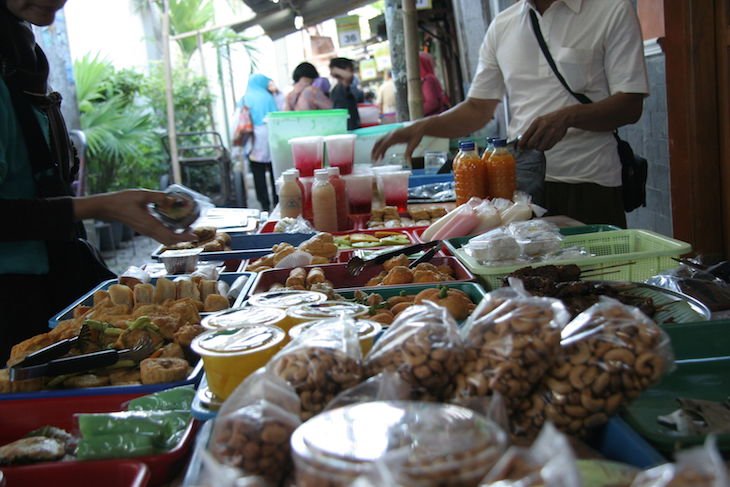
[481,137,495,160]
[486,138,517,200]
[453,140,488,205]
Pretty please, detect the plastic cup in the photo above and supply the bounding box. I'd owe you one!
[343,173,374,214]
[378,170,411,212]
[289,136,324,177]
[424,151,447,175]
[324,134,356,175]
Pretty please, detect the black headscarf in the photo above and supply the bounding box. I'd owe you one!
[0,4,77,190]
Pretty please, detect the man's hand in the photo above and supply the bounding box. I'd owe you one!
[371,121,427,162]
[518,106,572,152]
[330,67,353,86]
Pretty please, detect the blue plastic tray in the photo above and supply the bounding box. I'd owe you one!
[151,232,315,262]
[0,360,204,401]
[48,272,255,329]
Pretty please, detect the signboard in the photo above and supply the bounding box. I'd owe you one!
[359,58,378,81]
[374,43,392,71]
[416,0,433,9]
[335,15,361,47]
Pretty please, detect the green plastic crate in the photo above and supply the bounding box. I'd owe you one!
[622,356,730,453]
[663,320,730,361]
[452,229,692,290]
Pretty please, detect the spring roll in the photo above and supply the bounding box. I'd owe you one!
[109,284,134,307]
[198,279,218,301]
[154,277,176,304]
[133,283,155,305]
[306,267,326,286]
[203,294,229,312]
[286,267,307,288]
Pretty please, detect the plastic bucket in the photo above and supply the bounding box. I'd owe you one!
[266,110,349,179]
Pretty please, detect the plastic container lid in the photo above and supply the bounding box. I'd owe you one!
[289,135,324,145]
[247,289,328,309]
[289,318,380,342]
[267,109,348,120]
[292,401,506,481]
[287,301,369,322]
[327,167,340,177]
[285,168,301,178]
[192,324,285,356]
[201,306,285,330]
[283,171,298,182]
[314,170,330,181]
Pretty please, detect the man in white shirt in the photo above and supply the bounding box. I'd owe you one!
[372,0,648,227]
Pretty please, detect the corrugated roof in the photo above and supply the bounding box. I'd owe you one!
[233,0,376,40]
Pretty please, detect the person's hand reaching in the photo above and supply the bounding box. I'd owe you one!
[371,122,427,162]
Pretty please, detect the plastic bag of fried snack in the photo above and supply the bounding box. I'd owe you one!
[453,282,570,405]
[480,422,581,487]
[364,301,464,401]
[208,368,301,485]
[512,297,675,437]
[267,316,363,420]
[324,371,411,411]
[631,437,729,487]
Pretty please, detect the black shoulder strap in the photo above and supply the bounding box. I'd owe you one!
[528,8,593,105]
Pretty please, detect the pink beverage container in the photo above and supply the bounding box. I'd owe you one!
[342,173,373,215]
[299,176,314,221]
[289,136,324,177]
[378,170,411,213]
[324,134,356,175]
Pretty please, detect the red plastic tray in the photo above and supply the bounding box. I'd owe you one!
[2,460,150,487]
[0,394,198,487]
[247,256,475,295]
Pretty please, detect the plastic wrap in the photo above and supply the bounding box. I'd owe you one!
[430,203,480,241]
[152,184,213,230]
[472,200,503,235]
[274,250,314,269]
[364,301,465,401]
[631,437,728,487]
[499,192,546,225]
[507,220,563,257]
[267,316,363,419]
[512,298,675,437]
[465,228,521,264]
[324,371,411,411]
[479,423,581,487]
[291,401,507,487]
[454,286,570,405]
[208,368,301,484]
[646,266,730,312]
[126,385,195,411]
[119,266,151,287]
[274,216,317,234]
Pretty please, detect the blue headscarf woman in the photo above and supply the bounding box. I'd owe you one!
[240,74,280,212]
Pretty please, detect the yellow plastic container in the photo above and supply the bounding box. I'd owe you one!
[191,324,285,400]
[201,306,286,331]
[289,319,382,356]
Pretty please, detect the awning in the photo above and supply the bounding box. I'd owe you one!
[233,0,376,40]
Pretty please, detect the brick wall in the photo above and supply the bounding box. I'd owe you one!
[622,45,673,236]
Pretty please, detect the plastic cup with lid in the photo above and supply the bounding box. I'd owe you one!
[289,136,324,177]
[324,134,356,175]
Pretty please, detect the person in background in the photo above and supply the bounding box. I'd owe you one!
[377,70,397,116]
[373,0,647,227]
[285,62,333,111]
[329,57,363,130]
[242,74,279,212]
[268,79,286,110]
[419,51,450,116]
[0,0,194,363]
[312,77,331,98]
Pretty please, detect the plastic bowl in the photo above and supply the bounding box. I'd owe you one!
[158,248,203,275]
[200,306,286,331]
[191,325,286,400]
[288,318,381,355]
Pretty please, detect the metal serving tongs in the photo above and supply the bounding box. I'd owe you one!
[9,336,155,382]
[346,240,442,276]
[12,324,92,369]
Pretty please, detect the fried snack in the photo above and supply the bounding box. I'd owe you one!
[413,287,475,321]
[382,266,414,285]
[108,284,134,307]
[175,279,199,301]
[133,283,154,305]
[140,357,189,384]
[150,315,183,341]
[159,342,185,359]
[273,246,297,266]
[306,267,326,286]
[217,231,232,246]
[202,240,225,252]
[109,368,142,386]
[193,226,217,242]
[198,279,218,301]
[92,290,110,306]
[64,374,111,389]
[298,233,338,260]
[383,254,410,271]
[204,294,229,312]
[286,267,307,288]
[366,272,386,287]
[412,269,445,283]
[154,277,176,304]
[410,209,430,221]
[370,208,384,221]
[7,333,53,367]
[168,300,201,325]
[428,207,447,219]
[48,319,82,342]
[174,324,204,347]
[310,256,329,265]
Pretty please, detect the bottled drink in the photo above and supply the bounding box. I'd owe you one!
[328,167,351,231]
[279,171,303,218]
[286,169,311,221]
[486,138,517,200]
[453,140,488,205]
[312,169,338,232]
[481,137,495,161]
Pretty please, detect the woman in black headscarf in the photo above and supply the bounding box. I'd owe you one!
[0,0,194,363]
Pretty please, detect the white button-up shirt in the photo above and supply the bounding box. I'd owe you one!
[468,0,649,187]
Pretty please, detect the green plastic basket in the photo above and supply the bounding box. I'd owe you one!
[662,320,730,361]
[452,229,692,290]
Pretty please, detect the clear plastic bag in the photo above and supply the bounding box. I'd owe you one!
[324,371,412,411]
[364,301,465,401]
[273,215,317,234]
[500,192,547,225]
[513,298,675,437]
[465,228,521,264]
[209,368,302,484]
[507,220,563,258]
[480,423,581,487]
[473,200,503,235]
[454,285,570,405]
[631,437,728,487]
[451,392,511,435]
[152,184,214,230]
[267,316,363,419]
